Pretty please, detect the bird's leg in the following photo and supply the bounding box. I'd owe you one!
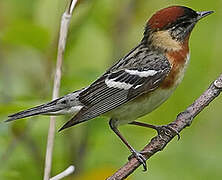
[129,121,180,140]
[109,119,147,171]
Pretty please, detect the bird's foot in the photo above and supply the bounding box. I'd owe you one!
[128,149,147,171]
[129,121,180,140]
[154,124,180,140]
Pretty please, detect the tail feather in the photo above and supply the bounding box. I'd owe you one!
[6,89,84,122]
[6,98,65,122]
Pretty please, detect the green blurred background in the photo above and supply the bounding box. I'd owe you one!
[0,0,222,179]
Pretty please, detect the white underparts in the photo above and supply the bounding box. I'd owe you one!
[67,105,83,114]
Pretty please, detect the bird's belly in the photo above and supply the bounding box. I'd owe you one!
[106,87,175,125]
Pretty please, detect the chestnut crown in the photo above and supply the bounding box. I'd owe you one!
[145,6,213,41]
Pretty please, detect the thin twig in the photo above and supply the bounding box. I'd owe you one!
[43,1,78,180]
[50,165,75,180]
[107,74,222,180]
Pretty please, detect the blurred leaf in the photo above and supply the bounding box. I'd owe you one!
[10,121,27,137]
[1,20,50,51]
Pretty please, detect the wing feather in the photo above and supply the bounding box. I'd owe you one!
[59,46,171,131]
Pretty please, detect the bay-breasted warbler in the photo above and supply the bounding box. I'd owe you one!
[6,6,213,170]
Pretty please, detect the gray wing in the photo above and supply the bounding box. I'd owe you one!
[59,47,171,131]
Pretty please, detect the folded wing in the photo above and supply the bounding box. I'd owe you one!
[59,50,171,131]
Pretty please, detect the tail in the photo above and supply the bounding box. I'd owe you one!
[6,89,84,122]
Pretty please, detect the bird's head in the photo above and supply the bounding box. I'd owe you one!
[143,6,214,51]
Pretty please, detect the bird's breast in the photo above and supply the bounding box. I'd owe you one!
[161,43,190,89]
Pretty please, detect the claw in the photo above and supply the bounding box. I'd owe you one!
[129,121,180,140]
[129,150,147,171]
[156,125,180,140]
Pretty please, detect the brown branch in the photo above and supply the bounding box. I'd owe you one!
[43,0,78,180]
[107,74,222,180]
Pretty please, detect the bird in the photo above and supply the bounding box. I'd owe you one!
[6,6,213,171]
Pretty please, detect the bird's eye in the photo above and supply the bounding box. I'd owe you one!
[180,21,191,28]
[169,20,195,41]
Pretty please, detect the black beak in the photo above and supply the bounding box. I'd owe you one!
[197,11,214,20]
